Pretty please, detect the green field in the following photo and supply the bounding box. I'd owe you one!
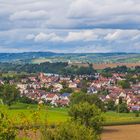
[1,103,140,126]
[0,103,68,125]
[103,112,140,125]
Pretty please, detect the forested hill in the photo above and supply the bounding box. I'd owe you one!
[0,52,58,62]
[0,62,96,75]
[0,52,139,63]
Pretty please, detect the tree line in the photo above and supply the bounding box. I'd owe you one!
[0,62,96,75]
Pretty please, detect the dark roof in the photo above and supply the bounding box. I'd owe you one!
[61,93,70,97]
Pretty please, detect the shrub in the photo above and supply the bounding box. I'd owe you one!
[0,107,17,140]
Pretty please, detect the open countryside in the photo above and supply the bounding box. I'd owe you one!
[1,0,140,139]
[0,64,140,139]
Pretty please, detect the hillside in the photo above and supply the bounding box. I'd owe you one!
[0,52,140,64]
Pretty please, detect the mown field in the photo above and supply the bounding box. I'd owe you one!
[102,124,140,140]
[1,103,140,126]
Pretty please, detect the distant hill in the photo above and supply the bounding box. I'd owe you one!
[0,52,58,63]
[0,52,139,64]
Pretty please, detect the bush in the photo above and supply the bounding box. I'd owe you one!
[0,107,17,140]
[69,102,104,133]
[41,121,99,140]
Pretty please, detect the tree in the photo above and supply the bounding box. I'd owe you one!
[19,96,37,104]
[0,84,20,106]
[118,80,130,89]
[70,92,105,111]
[101,72,112,78]
[106,100,115,111]
[117,103,129,113]
[69,102,103,133]
[79,79,88,93]
[60,87,73,94]
[41,122,98,140]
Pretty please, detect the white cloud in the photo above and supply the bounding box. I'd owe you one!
[25,29,140,44]
[104,30,122,41]
[34,32,62,42]
[27,30,99,42]
[26,34,35,40]
[10,10,48,20]
[104,30,140,41]
[65,30,98,42]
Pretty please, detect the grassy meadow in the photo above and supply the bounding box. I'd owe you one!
[1,103,140,126]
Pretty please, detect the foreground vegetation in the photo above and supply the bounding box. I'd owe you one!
[1,102,140,140]
[0,102,102,140]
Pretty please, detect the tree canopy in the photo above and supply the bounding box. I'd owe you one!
[69,102,103,133]
[0,84,20,106]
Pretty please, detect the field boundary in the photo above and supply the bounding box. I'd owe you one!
[104,121,140,126]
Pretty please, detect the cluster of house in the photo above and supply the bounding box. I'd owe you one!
[88,73,140,111]
[1,72,140,109]
[17,73,73,107]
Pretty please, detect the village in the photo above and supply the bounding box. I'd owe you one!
[0,72,136,111]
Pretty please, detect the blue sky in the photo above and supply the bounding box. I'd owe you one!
[0,0,140,53]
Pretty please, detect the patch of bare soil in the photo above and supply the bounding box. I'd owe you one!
[102,125,140,140]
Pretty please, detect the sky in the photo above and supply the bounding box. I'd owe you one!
[0,0,140,53]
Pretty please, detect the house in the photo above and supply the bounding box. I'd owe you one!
[129,105,140,111]
[69,82,77,88]
[53,83,63,92]
[41,93,59,103]
[28,77,37,82]
[118,92,126,98]
[55,99,69,106]
[87,86,98,94]
[60,93,70,100]
[0,80,4,85]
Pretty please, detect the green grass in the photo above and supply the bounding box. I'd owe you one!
[0,103,69,125]
[1,103,140,126]
[103,111,140,125]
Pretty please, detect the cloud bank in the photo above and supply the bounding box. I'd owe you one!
[0,0,140,52]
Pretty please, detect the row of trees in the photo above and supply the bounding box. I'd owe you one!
[103,66,140,74]
[0,62,96,75]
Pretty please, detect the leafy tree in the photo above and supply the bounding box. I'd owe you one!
[60,87,73,94]
[41,122,98,140]
[125,74,137,84]
[98,89,109,96]
[78,79,88,93]
[69,102,103,133]
[101,72,112,78]
[135,66,140,73]
[19,96,37,104]
[104,66,128,73]
[0,84,20,106]
[106,100,115,111]
[70,92,105,111]
[118,80,130,89]
[117,103,129,113]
